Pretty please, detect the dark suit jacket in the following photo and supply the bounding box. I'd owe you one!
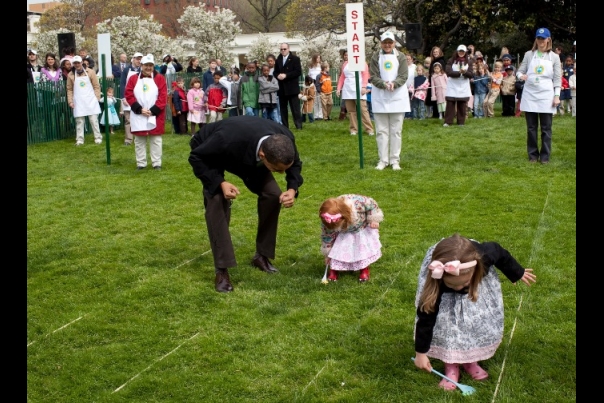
[189,116,304,197]
[111,63,121,79]
[273,52,302,97]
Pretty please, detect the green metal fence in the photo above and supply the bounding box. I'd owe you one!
[27,72,341,145]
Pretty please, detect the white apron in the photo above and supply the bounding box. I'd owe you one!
[341,63,367,100]
[130,73,158,132]
[73,70,101,118]
[520,51,556,113]
[445,61,472,98]
[371,53,411,113]
[121,69,139,112]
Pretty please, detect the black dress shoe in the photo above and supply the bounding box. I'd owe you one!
[251,253,279,273]
[215,272,234,292]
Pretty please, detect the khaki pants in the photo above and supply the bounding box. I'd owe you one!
[122,110,133,144]
[483,88,500,117]
[345,99,373,134]
[320,93,333,119]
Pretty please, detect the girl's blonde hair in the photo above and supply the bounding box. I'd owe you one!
[494,61,503,70]
[418,234,486,313]
[319,197,352,231]
[531,37,553,52]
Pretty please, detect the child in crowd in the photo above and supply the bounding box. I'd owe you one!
[187,76,205,135]
[557,70,569,116]
[204,71,227,123]
[99,86,120,135]
[366,78,374,121]
[430,62,448,120]
[317,62,333,120]
[500,66,517,116]
[320,194,384,283]
[569,63,576,117]
[413,234,536,391]
[560,56,574,114]
[219,69,242,117]
[514,76,524,118]
[171,76,189,135]
[240,61,260,116]
[472,63,489,118]
[410,65,429,120]
[258,63,280,122]
[483,61,503,118]
[300,75,316,123]
[501,54,515,76]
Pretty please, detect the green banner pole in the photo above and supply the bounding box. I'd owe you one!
[355,71,364,169]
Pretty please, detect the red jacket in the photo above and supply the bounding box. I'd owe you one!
[125,71,167,136]
[171,81,189,112]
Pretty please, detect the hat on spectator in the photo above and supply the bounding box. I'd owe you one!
[162,54,171,60]
[72,55,83,63]
[501,54,512,60]
[505,65,514,71]
[535,27,551,39]
[141,54,155,65]
[457,44,467,52]
[28,49,37,55]
[133,52,144,58]
[474,51,484,59]
[380,31,395,42]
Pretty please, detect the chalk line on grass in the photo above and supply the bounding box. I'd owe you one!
[300,360,331,396]
[113,332,201,393]
[27,314,88,347]
[173,250,212,270]
[491,186,549,402]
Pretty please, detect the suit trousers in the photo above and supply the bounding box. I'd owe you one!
[374,113,403,165]
[203,171,282,269]
[525,112,552,162]
[344,99,373,134]
[279,94,302,129]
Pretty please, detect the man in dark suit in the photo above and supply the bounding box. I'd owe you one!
[273,43,303,129]
[189,116,304,293]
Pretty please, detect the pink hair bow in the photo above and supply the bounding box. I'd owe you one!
[321,213,342,223]
[428,260,477,279]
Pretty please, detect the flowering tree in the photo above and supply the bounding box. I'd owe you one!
[296,34,346,74]
[32,29,86,59]
[246,33,280,66]
[178,6,242,63]
[96,16,169,61]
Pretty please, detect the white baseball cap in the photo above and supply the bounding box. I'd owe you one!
[133,52,143,58]
[457,44,467,52]
[28,49,37,55]
[380,31,395,42]
[72,55,83,63]
[141,54,155,65]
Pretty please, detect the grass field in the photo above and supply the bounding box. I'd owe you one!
[27,108,576,402]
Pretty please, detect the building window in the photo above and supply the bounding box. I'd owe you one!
[144,0,150,5]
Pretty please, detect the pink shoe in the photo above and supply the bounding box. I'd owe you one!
[359,267,370,282]
[439,363,459,391]
[462,362,489,380]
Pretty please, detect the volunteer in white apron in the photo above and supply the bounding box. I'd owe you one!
[120,53,144,145]
[336,50,374,136]
[67,55,102,145]
[368,31,411,171]
[124,54,168,171]
[443,45,474,127]
[517,27,562,164]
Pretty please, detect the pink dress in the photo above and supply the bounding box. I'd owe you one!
[321,194,384,271]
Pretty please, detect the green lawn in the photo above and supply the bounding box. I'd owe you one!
[27,109,576,402]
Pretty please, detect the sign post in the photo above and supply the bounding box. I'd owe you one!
[345,2,366,169]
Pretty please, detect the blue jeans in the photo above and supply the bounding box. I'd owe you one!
[262,107,280,122]
[245,106,258,116]
[474,93,486,117]
[302,113,314,123]
[411,98,426,119]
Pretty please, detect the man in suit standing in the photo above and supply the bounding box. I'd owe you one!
[120,52,143,146]
[188,116,304,293]
[273,43,303,129]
